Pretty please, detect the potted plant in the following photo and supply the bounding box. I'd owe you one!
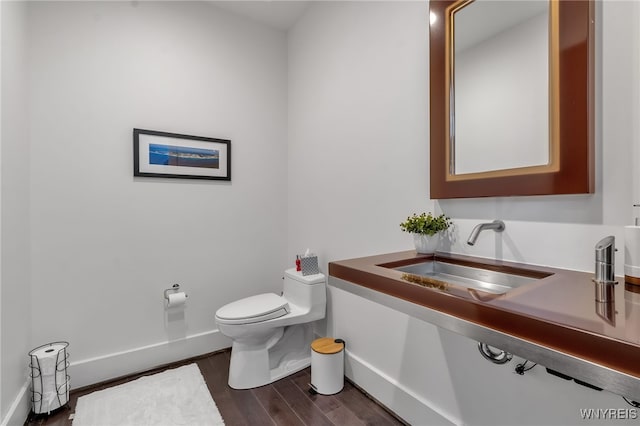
[400,212,452,254]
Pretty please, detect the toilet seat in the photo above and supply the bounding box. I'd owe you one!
[216,293,290,325]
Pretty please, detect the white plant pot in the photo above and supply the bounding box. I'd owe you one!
[413,233,440,254]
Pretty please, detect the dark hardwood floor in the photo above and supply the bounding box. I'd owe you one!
[26,349,406,426]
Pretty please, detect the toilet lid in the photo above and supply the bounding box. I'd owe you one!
[215,293,290,325]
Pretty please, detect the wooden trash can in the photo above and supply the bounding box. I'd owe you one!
[310,337,345,395]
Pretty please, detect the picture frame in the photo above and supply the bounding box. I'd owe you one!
[133,128,231,181]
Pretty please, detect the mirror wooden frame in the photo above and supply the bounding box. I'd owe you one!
[430,0,594,199]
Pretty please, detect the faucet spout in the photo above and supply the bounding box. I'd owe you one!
[467,220,505,246]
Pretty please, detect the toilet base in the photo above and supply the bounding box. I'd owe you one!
[228,323,314,389]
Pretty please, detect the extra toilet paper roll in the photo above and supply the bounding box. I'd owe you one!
[167,292,187,307]
[30,342,69,414]
[625,226,640,284]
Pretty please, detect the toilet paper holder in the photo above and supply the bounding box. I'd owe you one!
[29,341,70,414]
[164,284,187,303]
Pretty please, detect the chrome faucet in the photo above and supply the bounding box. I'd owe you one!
[593,235,617,302]
[594,236,616,284]
[467,220,505,246]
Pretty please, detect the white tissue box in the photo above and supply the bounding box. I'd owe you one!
[301,255,319,276]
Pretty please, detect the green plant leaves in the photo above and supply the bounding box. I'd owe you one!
[399,212,451,236]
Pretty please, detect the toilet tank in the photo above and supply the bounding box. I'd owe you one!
[283,268,326,315]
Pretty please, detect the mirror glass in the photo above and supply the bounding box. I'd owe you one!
[452,1,550,175]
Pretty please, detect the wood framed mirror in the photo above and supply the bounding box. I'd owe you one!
[429,0,594,199]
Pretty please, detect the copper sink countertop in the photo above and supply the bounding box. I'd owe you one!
[328,250,640,380]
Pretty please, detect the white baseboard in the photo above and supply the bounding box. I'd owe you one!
[70,329,231,389]
[344,350,460,426]
[1,381,30,426]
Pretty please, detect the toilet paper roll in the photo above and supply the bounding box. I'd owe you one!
[625,226,640,283]
[30,343,67,375]
[167,292,187,307]
[30,343,69,414]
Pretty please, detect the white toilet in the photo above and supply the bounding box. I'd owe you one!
[215,268,326,389]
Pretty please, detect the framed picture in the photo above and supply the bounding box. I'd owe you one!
[133,128,231,181]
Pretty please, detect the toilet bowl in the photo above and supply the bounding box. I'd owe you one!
[215,268,326,389]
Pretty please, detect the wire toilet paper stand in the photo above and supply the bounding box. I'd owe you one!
[29,341,70,415]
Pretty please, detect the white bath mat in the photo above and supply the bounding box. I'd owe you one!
[72,363,224,426]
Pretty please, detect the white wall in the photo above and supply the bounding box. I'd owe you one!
[288,1,434,268]
[1,0,637,424]
[289,1,640,424]
[1,1,32,424]
[26,1,288,388]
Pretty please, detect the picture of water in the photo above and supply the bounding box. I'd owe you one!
[149,143,220,169]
